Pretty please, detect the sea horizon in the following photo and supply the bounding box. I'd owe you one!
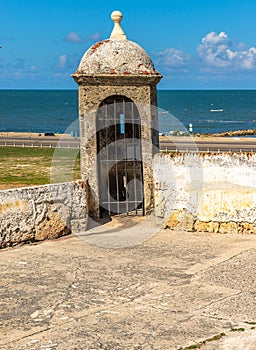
[0,89,256,135]
[0,88,256,91]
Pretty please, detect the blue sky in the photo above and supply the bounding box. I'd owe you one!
[0,0,256,89]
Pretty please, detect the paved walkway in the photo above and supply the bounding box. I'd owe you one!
[0,215,256,349]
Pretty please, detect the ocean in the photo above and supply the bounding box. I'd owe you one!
[0,90,256,135]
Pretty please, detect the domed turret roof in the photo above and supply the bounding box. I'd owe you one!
[76,39,160,75]
[75,11,161,77]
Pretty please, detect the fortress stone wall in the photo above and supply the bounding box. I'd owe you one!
[154,152,256,234]
[1,151,256,250]
[0,181,87,249]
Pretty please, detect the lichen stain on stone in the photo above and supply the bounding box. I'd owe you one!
[165,210,180,229]
[138,70,150,75]
[75,180,86,190]
[199,189,254,219]
[0,200,27,215]
[90,40,109,52]
[194,220,219,233]
[164,209,195,231]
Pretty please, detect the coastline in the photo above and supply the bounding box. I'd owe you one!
[1,131,255,143]
[0,131,72,139]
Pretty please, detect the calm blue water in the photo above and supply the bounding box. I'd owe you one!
[0,90,256,135]
[0,90,77,134]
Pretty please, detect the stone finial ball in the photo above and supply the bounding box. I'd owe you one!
[111,10,123,23]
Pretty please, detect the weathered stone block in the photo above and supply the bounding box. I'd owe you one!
[164,209,195,231]
[0,182,88,248]
[194,221,220,233]
[239,222,256,234]
[35,211,70,241]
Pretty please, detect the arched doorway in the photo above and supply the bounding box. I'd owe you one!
[96,95,144,216]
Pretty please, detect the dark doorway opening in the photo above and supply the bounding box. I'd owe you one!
[96,95,144,216]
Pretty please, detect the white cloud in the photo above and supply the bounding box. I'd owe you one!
[53,72,70,80]
[65,31,101,43]
[65,32,83,43]
[203,31,229,45]
[87,32,101,41]
[197,31,256,70]
[13,71,24,79]
[58,54,67,69]
[0,59,40,80]
[154,48,190,71]
[234,47,256,69]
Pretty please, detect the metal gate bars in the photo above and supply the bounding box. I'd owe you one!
[96,96,144,216]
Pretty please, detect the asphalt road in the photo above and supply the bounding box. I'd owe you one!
[0,136,80,149]
[160,136,256,152]
[0,135,255,152]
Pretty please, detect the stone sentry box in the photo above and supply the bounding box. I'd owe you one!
[72,11,162,218]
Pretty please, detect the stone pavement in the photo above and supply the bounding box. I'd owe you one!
[0,215,256,349]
